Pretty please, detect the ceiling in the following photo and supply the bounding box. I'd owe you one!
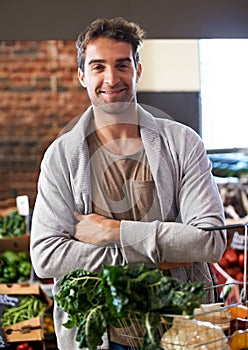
[0,0,248,40]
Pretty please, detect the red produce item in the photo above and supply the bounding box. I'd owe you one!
[224,249,238,266]
[218,255,229,270]
[225,267,242,279]
[238,253,245,269]
[16,343,29,350]
[236,272,244,282]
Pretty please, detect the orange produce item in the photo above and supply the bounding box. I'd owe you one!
[230,330,248,350]
[230,304,248,320]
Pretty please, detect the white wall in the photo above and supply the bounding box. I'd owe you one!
[138,39,200,92]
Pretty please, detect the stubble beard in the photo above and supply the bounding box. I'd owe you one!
[97,100,135,115]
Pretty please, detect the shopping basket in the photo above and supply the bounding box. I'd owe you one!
[114,224,248,350]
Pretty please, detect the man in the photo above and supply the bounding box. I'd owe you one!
[30,17,226,350]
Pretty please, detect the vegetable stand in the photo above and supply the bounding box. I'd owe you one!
[0,283,53,349]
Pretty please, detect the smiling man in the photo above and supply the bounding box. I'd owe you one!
[78,37,142,114]
[30,17,226,350]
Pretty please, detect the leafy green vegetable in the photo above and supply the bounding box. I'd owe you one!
[0,250,32,283]
[55,264,205,350]
[0,210,26,238]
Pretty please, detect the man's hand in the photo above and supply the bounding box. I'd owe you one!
[74,212,121,246]
[159,261,192,270]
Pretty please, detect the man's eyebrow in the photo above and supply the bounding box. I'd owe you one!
[88,59,105,66]
[88,57,132,65]
[116,57,132,63]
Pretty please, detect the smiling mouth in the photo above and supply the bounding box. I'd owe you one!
[98,85,127,95]
[100,88,126,95]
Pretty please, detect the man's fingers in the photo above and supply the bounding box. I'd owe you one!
[74,211,83,222]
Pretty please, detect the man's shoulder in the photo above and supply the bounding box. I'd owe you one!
[139,104,197,137]
[42,108,93,166]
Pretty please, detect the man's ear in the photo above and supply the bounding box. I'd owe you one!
[136,63,142,83]
[78,68,87,88]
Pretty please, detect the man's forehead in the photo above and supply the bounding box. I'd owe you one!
[85,37,134,61]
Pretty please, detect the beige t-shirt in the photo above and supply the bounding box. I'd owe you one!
[87,131,161,223]
[87,130,162,346]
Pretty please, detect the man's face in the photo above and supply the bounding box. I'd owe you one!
[78,37,142,115]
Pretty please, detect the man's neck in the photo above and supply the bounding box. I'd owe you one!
[92,108,143,156]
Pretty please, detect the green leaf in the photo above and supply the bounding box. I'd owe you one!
[141,312,162,350]
[76,305,109,350]
[63,314,77,329]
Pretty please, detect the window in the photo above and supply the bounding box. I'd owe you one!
[199,39,248,151]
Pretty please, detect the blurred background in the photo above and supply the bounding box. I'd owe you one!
[0,0,248,210]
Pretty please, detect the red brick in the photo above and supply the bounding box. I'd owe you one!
[0,40,90,208]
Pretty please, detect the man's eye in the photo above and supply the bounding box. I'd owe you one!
[92,65,104,71]
[117,63,129,70]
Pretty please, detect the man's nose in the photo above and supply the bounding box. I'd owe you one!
[104,67,120,85]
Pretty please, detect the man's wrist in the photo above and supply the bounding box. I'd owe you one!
[107,220,121,246]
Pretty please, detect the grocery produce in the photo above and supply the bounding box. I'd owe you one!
[229,304,248,320]
[55,264,205,350]
[224,249,238,266]
[1,295,47,326]
[161,316,230,350]
[194,303,231,330]
[0,210,26,238]
[0,250,32,283]
[238,253,245,268]
[43,315,55,334]
[229,329,248,350]
[15,342,34,350]
[218,248,246,281]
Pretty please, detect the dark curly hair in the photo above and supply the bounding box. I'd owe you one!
[76,17,146,73]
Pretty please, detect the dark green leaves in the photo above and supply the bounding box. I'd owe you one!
[0,210,26,238]
[55,264,205,350]
[141,312,162,350]
[170,282,205,315]
[76,305,110,350]
[0,250,32,283]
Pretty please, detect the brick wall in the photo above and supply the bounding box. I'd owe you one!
[0,40,90,209]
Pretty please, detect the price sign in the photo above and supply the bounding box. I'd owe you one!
[230,230,246,250]
[16,195,29,216]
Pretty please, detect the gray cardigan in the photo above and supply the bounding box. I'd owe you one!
[30,105,226,350]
